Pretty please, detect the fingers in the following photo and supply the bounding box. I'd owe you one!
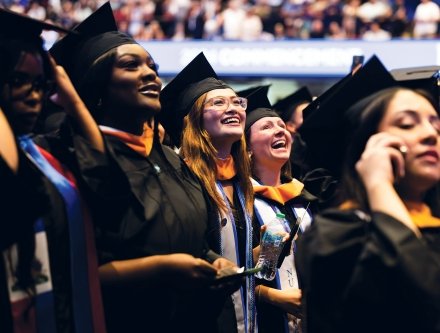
[195,258,218,276]
[259,224,267,239]
[48,54,63,80]
[388,146,406,180]
[365,132,406,153]
[361,132,407,181]
[212,257,238,270]
[209,276,242,293]
[398,145,408,155]
[48,53,57,67]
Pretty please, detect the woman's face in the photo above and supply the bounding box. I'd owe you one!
[1,52,45,135]
[107,44,162,115]
[202,88,246,148]
[378,89,440,189]
[249,116,292,169]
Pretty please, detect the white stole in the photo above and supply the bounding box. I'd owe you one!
[216,182,255,333]
[252,179,312,333]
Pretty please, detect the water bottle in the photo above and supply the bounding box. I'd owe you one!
[255,213,288,281]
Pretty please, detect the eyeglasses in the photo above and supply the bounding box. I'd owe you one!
[7,72,53,93]
[204,96,248,111]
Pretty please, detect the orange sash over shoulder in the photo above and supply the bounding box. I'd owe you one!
[253,179,304,205]
[100,125,153,157]
[406,202,440,228]
[339,200,440,228]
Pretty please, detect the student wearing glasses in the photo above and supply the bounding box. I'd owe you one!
[160,52,257,333]
[0,8,111,333]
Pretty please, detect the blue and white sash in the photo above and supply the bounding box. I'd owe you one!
[16,135,95,333]
[252,178,312,333]
[216,181,256,333]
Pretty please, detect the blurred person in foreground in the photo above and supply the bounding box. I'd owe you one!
[297,57,440,333]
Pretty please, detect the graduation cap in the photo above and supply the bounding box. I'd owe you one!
[272,86,313,123]
[240,85,280,133]
[238,84,272,111]
[50,1,137,86]
[390,66,440,103]
[0,8,71,43]
[296,55,396,177]
[159,52,231,146]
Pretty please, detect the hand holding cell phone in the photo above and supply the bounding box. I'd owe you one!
[351,55,364,74]
[213,266,262,284]
[356,132,407,186]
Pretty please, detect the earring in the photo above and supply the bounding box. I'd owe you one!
[96,98,102,108]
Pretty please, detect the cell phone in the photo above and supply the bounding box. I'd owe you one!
[391,145,406,182]
[213,266,262,284]
[288,203,311,241]
[351,55,364,73]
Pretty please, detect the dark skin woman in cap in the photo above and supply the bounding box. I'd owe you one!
[0,8,110,333]
[51,3,239,333]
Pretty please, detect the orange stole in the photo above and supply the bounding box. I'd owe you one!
[100,125,153,157]
[340,201,440,228]
[406,202,440,228]
[253,179,304,205]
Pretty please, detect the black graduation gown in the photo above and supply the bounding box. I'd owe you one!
[0,151,48,251]
[97,136,223,333]
[290,133,339,211]
[297,209,440,333]
[34,122,130,227]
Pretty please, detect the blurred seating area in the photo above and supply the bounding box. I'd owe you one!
[2,0,439,42]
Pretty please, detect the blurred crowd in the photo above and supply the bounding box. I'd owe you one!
[2,2,440,332]
[1,0,440,42]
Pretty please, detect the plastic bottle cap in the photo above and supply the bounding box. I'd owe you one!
[275,213,285,218]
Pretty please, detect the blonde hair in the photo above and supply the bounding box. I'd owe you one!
[180,93,254,216]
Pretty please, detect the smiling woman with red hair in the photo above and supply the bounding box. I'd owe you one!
[160,52,256,333]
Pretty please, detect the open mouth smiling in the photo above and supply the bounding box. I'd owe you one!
[139,83,160,97]
[221,116,240,125]
[271,139,286,149]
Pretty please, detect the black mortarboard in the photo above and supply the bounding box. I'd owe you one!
[0,8,71,42]
[240,85,279,133]
[238,84,272,111]
[390,66,440,103]
[272,86,313,123]
[50,2,137,86]
[159,52,231,146]
[296,55,396,177]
